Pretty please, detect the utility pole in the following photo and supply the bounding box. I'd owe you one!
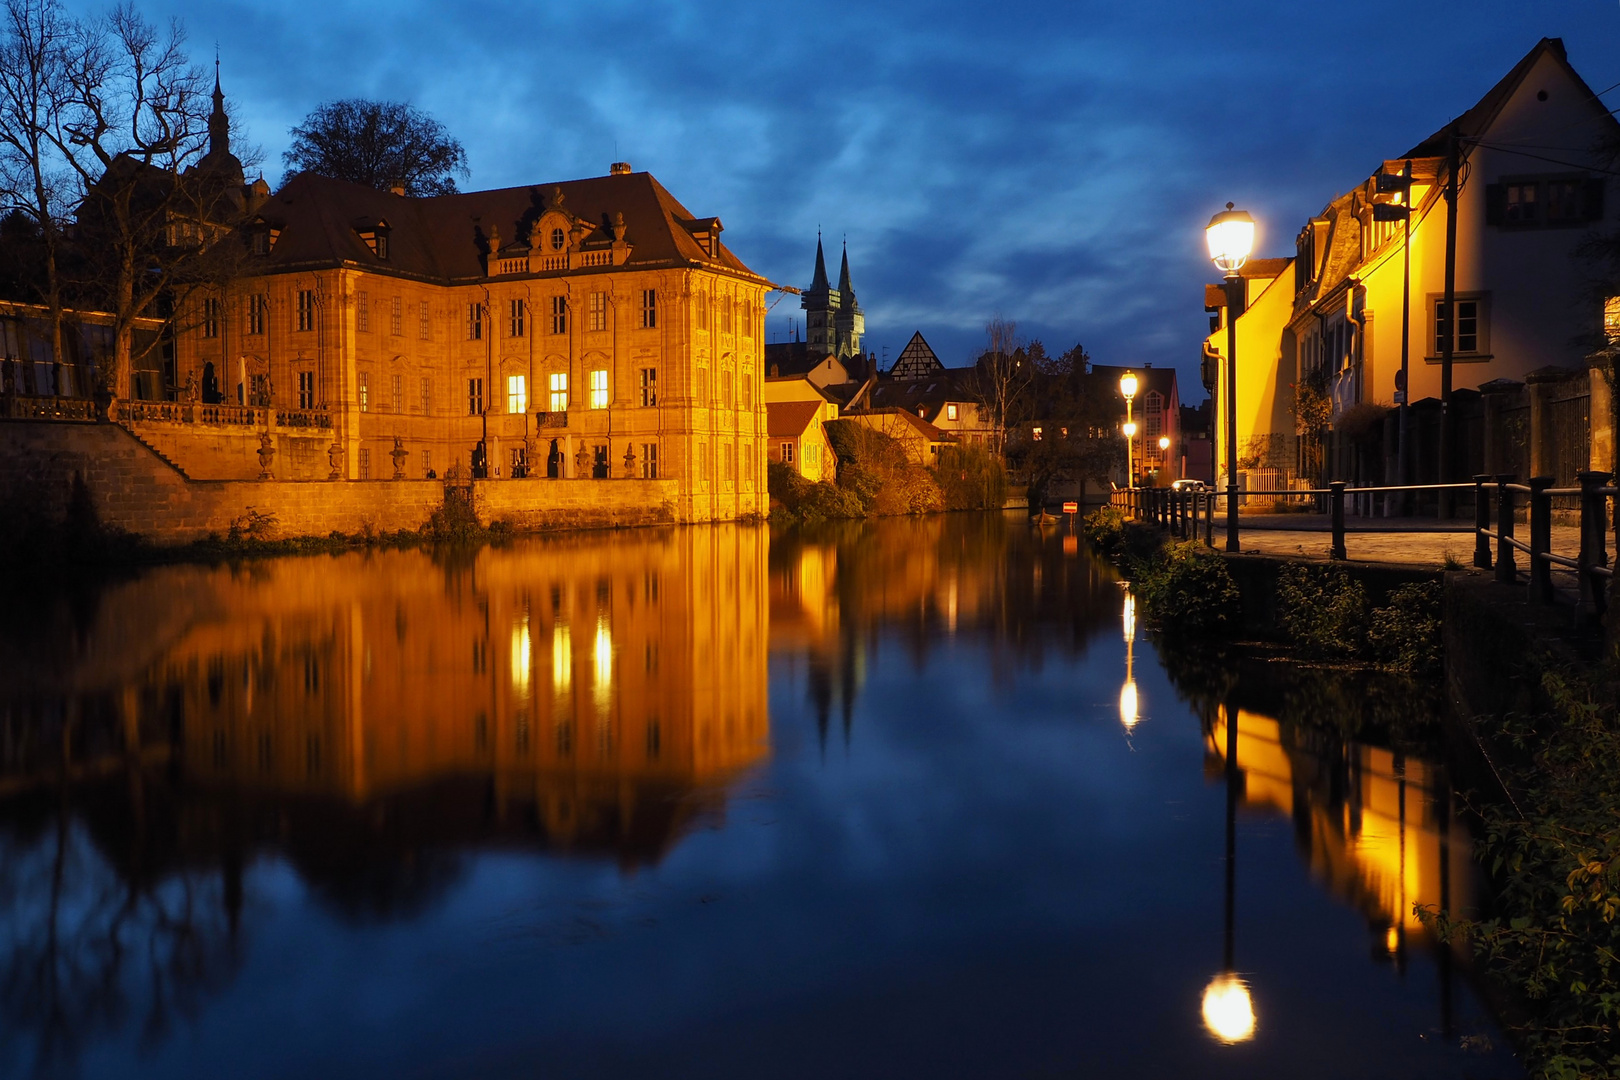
[1439,124,1460,516]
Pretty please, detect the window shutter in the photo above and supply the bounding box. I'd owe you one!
[1484,184,1506,226]
[1585,178,1606,222]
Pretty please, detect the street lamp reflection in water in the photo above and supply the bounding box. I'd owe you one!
[1120,589,1139,731]
[1201,971,1256,1043]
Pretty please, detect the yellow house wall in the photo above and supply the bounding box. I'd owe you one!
[1207,263,1296,485]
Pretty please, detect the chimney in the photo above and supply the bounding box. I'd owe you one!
[609,161,632,176]
[388,180,406,196]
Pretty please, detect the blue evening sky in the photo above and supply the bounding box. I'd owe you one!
[139,0,1620,398]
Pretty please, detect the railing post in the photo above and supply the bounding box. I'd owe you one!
[1329,481,1347,560]
[1577,470,1612,623]
[1529,476,1554,605]
[1473,474,1492,569]
[1496,476,1517,584]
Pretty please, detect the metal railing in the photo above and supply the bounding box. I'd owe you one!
[1110,472,1617,619]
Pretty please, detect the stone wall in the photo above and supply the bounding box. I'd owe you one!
[0,419,690,544]
[125,419,335,481]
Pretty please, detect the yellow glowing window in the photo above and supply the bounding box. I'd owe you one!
[507,374,527,414]
[947,403,959,421]
[549,372,568,412]
[1606,297,1620,342]
[589,369,609,409]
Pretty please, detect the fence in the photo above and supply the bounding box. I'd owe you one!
[1110,471,1618,620]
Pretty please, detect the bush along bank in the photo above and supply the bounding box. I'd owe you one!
[1424,652,1620,1079]
[1079,507,1442,675]
[768,427,1007,525]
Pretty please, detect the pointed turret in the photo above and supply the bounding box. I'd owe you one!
[837,241,854,298]
[832,240,863,360]
[802,232,841,355]
[208,58,229,158]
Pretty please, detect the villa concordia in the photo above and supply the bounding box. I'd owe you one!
[0,80,780,537]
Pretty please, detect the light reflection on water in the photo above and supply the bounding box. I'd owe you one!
[0,516,1519,1078]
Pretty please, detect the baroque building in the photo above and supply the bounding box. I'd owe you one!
[120,80,777,525]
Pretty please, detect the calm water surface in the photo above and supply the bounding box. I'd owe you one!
[0,515,1519,1078]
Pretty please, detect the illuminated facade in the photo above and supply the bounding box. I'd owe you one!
[1207,38,1619,484]
[118,84,775,523]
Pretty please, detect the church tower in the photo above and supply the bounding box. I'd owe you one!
[832,242,863,359]
[800,234,841,354]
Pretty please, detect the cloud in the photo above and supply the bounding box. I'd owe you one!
[116,0,1620,387]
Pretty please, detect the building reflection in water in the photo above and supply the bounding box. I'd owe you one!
[768,515,1120,751]
[1199,698,1470,1032]
[1119,588,1139,732]
[0,526,768,1073]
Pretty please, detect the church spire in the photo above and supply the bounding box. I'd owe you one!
[837,240,854,298]
[810,232,830,292]
[208,54,229,157]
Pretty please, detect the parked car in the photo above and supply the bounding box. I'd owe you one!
[1171,479,1208,492]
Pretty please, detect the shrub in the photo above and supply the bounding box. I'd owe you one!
[1134,541,1240,635]
[1366,581,1442,675]
[931,444,1008,510]
[1082,506,1128,555]
[1276,564,1369,659]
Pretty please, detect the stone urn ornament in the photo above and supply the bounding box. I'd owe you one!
[391,435,408,479]
[623,445,637,478]
[257,432,275,479]
[327,441,345,480]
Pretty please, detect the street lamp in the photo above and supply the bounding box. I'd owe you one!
[1206,203,1255,553]
[1120,371,1139,486]
[1158,434,1171,483]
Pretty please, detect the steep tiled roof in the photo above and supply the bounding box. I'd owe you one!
[252,170,764,284]
[767,400,824,438]
[864,366,977,422]
[1401,38,1579,159]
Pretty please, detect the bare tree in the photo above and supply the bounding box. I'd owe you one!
[0,0,71,385]
[46,3,227,401]
[971,315,1035,457]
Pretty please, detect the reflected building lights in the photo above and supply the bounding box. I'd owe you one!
[552,623,572,694]
[593,617,613,717]
[511,617,532,696]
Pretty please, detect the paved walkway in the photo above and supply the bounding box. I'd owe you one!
[1189,513,1584,570]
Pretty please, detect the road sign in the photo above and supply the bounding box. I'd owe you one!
[1062,501,1078,514]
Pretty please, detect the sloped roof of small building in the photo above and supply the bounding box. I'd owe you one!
[767,400,825,439]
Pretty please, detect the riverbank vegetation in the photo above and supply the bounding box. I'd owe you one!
[768,426,1007,525]
[1427,654,1620,1079]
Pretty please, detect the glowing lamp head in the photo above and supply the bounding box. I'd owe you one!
[1206,203,1256,275]
[1159,435,1171,451]
[1122,421,1137,439]
[1201,972,1256,1044]
[1119,371,1139,401]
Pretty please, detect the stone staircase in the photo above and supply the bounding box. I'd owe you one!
[114,420,191,479]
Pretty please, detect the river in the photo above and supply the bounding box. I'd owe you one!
[0,514,1519,1078]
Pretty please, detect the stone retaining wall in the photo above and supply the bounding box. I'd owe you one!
[1,419,687,543]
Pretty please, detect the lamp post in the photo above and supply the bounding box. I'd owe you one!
[1158,434,1171,484]
[1120,371,1139,487]
[1206,203,1255,553]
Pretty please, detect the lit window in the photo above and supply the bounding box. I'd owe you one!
[1032,426,1042,441]
[507,374,527,414]
[946,403,959,421]
[589,369,609,409]
[549,372,569,412]
[1605,297,1620,343]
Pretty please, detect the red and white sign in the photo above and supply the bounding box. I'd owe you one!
[1062,501,1079,514]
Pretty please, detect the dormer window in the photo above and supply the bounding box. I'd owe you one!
[247,218,282,257]
[551,227,565,251]
[354,218,392,259]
